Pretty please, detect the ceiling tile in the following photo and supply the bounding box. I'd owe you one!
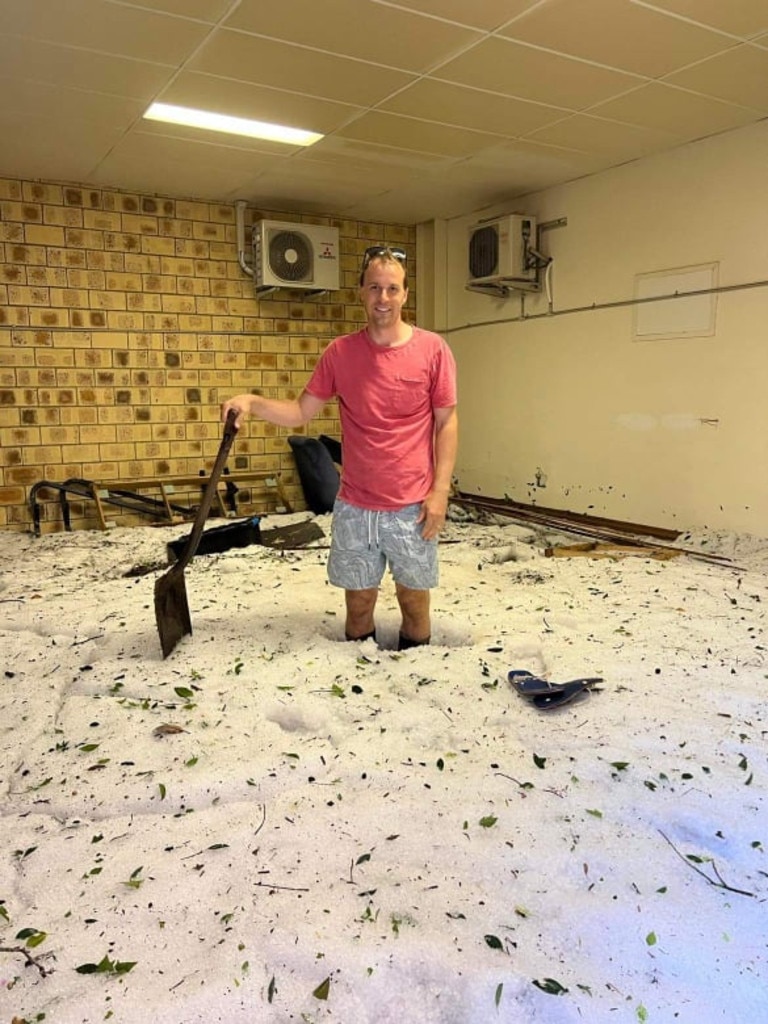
[300,135,455,173]
[91,132,282,196]
[160,72,362,133]
[335,110,506,157]
[525,113,677,159]
[336,142,595,221]
[2,0,211,64]
[380,79,568,135]
[224,0,482,72]
[268,154,412,191]
[434,37,641,109]
[189,30,416,106]
[370,0,542,33]
[1,77,145,128]
[589,82,762,137]
[409,155,602,218]
[0,35,171,100]
[0,111,125,183]
[231,170,376,214]
[664,43,768,109]
[342,184,478,223]
[636,0,768,39]
[115,0,235,18]
[497,0,735,77]
[449,138,613,190]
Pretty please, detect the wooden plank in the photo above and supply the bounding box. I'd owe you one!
[452,494,735,567]
[456,491,681,541]
[545,542,680,561]
[30,471,282,532]
[110,471,273,489]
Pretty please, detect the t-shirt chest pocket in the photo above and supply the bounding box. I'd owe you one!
[386,373,429,416]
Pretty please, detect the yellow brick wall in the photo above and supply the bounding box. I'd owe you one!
[0,178,416,532]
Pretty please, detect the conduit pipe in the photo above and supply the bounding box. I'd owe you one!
[236,200,253,277]
[440,276,768,336]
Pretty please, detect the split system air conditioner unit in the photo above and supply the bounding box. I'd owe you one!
[467,214,540,292]
[252,219,340,292]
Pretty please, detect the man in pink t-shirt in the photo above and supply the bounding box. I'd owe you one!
[222,246,458,650]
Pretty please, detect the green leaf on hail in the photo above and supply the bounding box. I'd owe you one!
[312,976,331,1000]
[532,977,568,995]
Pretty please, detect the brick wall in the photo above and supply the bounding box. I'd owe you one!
[0,177,415,532]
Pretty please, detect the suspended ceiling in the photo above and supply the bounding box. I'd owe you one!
[2,0,768,224]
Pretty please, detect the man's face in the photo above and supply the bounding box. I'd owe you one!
[359,258,408,330]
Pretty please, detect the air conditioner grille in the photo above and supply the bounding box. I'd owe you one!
[269,231,312,282]
[253,219,339,291]
[468,225,499,279]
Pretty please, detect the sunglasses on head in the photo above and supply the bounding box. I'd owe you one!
[361,245,407,270]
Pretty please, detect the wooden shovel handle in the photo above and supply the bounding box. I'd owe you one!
[173,410,238,571]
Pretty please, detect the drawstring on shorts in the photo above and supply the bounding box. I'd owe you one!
[367,510,380,549]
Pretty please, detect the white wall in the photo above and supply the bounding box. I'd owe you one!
[432,121,768,537]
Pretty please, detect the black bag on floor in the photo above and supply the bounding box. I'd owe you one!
[319,434,342,465]
[166,515,262,563]
[288,436,340,514]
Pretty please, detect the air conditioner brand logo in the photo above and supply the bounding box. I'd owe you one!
[318,243,336,260]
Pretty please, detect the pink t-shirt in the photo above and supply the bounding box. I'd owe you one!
[304,327,457,510]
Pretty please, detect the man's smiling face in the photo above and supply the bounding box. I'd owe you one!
[359,258,408,332]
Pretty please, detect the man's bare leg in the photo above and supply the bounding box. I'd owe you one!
[344,587,378,640]
[395,584,431,646]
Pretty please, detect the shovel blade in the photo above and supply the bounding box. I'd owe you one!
[154,566,192,659]
[152,411,238,658]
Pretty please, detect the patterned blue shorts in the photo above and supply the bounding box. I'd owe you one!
[327,499,438,591]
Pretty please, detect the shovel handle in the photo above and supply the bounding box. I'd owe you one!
[174,410,238,571]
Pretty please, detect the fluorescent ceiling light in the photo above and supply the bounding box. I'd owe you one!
[143,102,323,146]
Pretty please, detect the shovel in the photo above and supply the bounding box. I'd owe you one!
[154,410,238,658]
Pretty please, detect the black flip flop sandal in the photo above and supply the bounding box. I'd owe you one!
[532,680,602,711]
[508,669,603,698]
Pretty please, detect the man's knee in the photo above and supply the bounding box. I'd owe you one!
[396,584,431,644]
[344,587,378,640]
[346,587,378,616]
[395,584,429,614]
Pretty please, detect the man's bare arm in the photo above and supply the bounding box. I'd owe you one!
[221,390,327,430]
